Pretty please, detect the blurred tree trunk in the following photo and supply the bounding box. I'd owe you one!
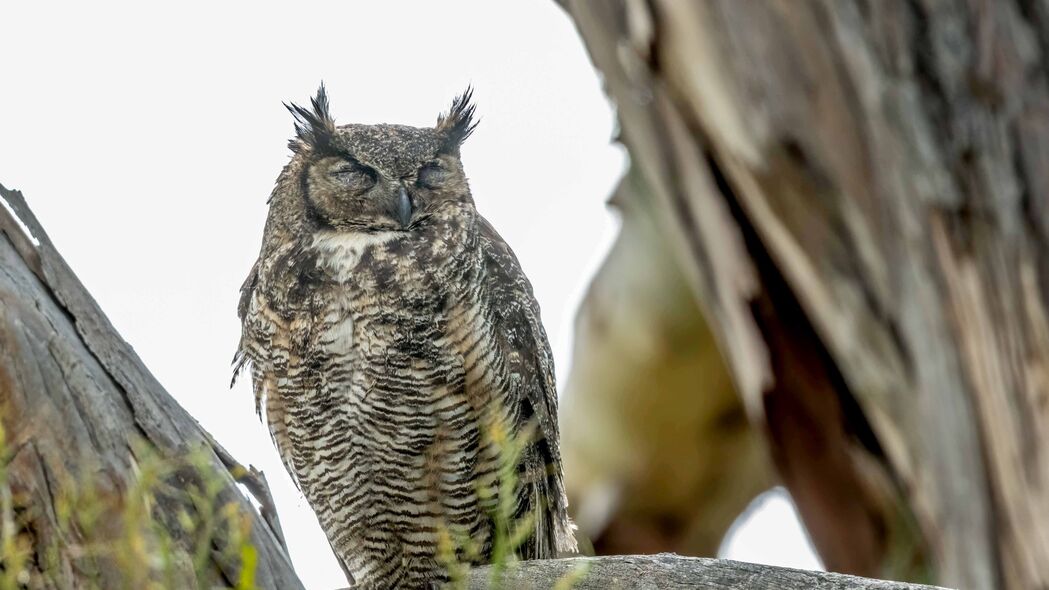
[0,183,303,588]
[560,166,773,559]
[559,2,1049,589]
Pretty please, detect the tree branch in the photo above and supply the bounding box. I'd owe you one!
[0,183,304,589]
[464,554,950,589]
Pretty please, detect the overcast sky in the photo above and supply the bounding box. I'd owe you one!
[1,2,818,587]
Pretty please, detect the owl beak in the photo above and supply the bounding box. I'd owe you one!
[396,187,413,229]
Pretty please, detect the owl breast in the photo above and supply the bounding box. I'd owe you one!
[271,205,507,586]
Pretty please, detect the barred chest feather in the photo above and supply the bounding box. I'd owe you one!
[257,203,516,586]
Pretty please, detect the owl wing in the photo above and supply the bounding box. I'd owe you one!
[476,216,577,557]
[233,259,261,408]
[233,259,301,489]
[235,259,358,582]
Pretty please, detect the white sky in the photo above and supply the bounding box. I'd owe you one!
[0,2,818,587]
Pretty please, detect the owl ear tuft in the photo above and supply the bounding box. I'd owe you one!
[285,82,336,152]
[436,86,479,152]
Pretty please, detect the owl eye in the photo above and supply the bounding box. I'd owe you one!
[331,162,376,193]
[417,163,447,189]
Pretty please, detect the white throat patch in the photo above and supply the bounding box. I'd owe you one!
[311,230,399,282]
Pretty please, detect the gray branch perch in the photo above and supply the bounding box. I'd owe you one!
[464,554,951,589]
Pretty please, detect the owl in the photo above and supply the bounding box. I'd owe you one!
[234,85,576,588]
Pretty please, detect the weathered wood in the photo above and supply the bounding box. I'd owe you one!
[560,168,772,557]
[558,1,1049,589]
[0,183,304,588]
[465,554,950,590]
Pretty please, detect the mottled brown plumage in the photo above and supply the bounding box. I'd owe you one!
[235,85,576,588]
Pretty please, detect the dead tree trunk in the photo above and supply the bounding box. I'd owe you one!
[0,183,304,588]
[559,2,1049,589]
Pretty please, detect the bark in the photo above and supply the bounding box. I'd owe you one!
[558,2,1049,590]
[465,554,948,590]
[560,168,772,557]
[0,183,303,588]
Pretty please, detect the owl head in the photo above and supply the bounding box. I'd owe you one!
[284,84,478,232]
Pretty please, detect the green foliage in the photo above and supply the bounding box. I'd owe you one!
[1,416,585,589]
[436,416,587,590]
[0,424,31,590]
[0,428,258,590]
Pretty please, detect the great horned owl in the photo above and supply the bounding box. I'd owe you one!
[235,85,576,588]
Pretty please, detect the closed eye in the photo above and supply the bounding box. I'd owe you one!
[417,162,446,189]
[331,160,369,175]
[331,161,376,194]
